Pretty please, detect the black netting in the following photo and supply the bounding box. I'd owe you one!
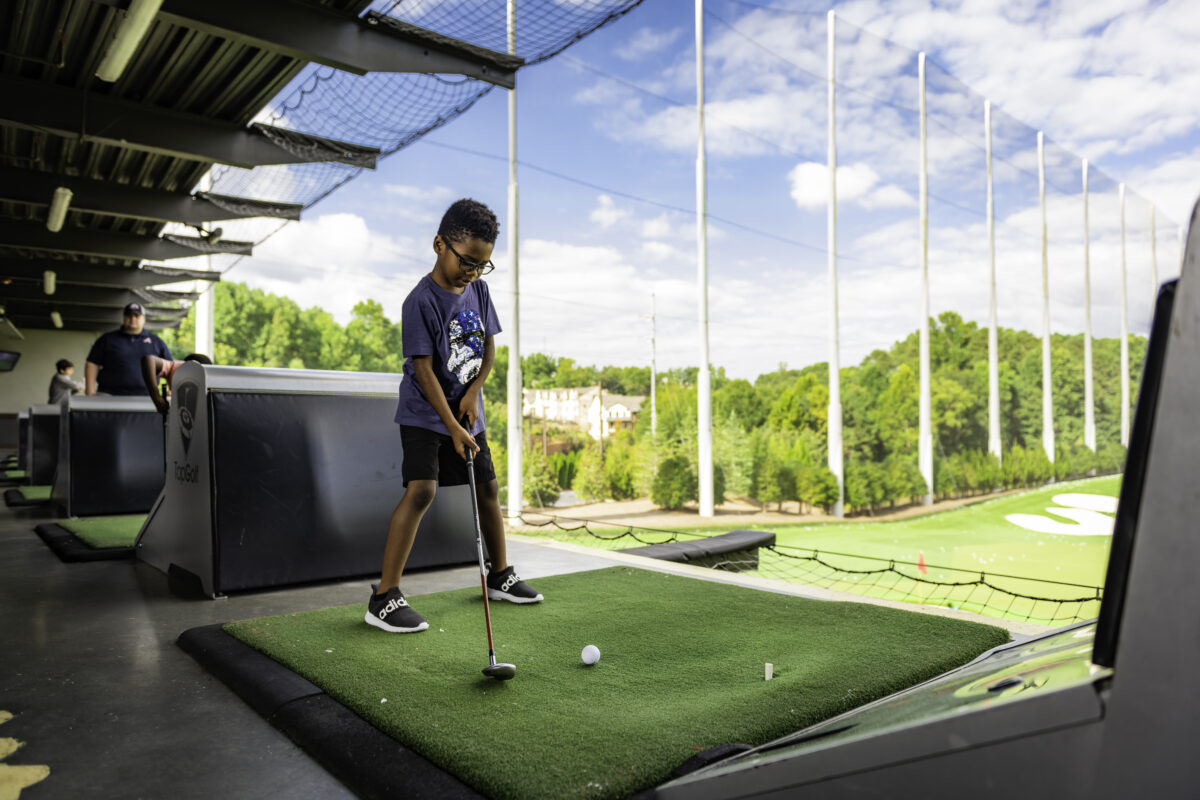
[515,512,1102,627]
[208,1,645,210]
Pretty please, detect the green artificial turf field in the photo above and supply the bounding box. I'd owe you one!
[2,469,25,479]
[59,515,145,549]
[533,477,1122,626]
[17,485,51,502]
[226,566,1008,800]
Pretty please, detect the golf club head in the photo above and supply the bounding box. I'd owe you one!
[483,662,516,681]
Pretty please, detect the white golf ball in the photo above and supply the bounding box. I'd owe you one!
[581,645,601,665]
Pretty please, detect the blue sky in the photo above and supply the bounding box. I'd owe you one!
[184,0,1200,380]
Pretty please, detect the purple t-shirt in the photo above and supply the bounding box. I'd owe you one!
[395,275,501,435]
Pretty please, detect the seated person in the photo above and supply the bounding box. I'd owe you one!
[141,353,213,415]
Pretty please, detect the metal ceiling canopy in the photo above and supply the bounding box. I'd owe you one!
[0,75,380,170]
[0,0,532,332]
[0,221,252,260]
[0,167,303,225]
[0,259,220,288]
[157,0,524,89]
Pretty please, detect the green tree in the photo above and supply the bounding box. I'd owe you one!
[651,456,696,510]
[574,445,609,502]
[523,446,559,508]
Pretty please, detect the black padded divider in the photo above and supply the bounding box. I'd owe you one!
[66,410,164,516]
[178,624,484,800]
[29,412,59,485]
[620,529,777,571]
[5,487,47,507]
[33,523,134,562]
[208,392,473,593]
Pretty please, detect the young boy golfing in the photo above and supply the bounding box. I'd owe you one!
[367,198,542,634]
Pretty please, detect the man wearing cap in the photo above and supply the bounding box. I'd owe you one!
[85,303,173,396]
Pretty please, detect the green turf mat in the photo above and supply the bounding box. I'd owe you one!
[2,469,25,479]
[226,567,1008,800]
[18,485,51,501]
[58,515,145,549]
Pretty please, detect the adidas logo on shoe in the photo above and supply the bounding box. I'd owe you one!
[486,566,544,605]
[365,584,429,633]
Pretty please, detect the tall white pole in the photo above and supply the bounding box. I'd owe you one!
[1119,183,1130,446]
[826,10,843,517]
[1038,132,1054,464]
[194,169,215,358]
[1082,159,1095,452]
[985,100,1000,462]
[695,0,714,516]
[505,0,524,522]
[650,292,657,441]
[917,52,933,505]
[1150,203,1158,292]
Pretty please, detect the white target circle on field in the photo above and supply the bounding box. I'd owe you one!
[1005,492,1117,536]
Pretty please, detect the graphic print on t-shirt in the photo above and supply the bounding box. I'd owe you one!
[447,308,484,384]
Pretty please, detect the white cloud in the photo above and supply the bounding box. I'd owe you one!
[383,184,455,201]
[788,162,915,210]
[615,27,683,61]
[589,194,629,228]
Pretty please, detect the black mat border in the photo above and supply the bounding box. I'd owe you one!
[34,523,135,562]
[178,624,488,800]
[5,488,49,507]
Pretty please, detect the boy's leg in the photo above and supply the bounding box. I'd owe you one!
[378,479,436,592]
[476,477,507,572]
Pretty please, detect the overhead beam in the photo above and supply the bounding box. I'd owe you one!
[0,259,219,288]
[0,167,302,225]
[0,257,218,289]
[156,0,523,89]
[0,221,252,261]
[4,314,178,332]
[0,283,196,308]
[0,75,379,170]
[2,297,186,319]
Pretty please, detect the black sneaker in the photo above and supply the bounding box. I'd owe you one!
[365,584,429,633]
[486,566,543,604]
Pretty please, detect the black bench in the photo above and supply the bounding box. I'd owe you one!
[619,529,776,572]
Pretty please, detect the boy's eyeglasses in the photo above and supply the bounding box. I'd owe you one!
[444,239,495,276]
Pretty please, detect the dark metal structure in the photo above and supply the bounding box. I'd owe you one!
[0,0,521,333]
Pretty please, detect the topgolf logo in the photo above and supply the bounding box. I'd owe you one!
[176,381,198,455]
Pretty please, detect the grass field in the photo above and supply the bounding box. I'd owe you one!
[532,476,1123,626]
[227,567,1007,800]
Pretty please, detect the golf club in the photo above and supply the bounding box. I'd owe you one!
[465,447,516,681]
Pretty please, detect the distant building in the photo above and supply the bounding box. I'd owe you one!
[522,386,644,441]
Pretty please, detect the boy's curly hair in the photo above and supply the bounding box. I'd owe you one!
[438,198,499,245]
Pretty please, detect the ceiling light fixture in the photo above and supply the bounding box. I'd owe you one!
[50,310,64,329]
[46,186,72,232]
[43,270,56,295]
[95,0,164,83]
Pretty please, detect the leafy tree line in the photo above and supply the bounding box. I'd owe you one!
[491,312,1143,514]
[160,282,404,373]
[169,285,1142,514]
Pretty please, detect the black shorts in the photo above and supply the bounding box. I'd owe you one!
[400,425,496,487]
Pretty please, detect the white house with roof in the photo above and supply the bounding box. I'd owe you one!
[522,386,644,441]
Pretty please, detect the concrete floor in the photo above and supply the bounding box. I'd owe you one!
[0,478,623,799]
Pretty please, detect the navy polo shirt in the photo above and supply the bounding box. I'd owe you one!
[87,327,172,396]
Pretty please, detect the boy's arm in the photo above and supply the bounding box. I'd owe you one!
[411,356,478,459]
[457,336,495,429]
[141,355,169,415]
